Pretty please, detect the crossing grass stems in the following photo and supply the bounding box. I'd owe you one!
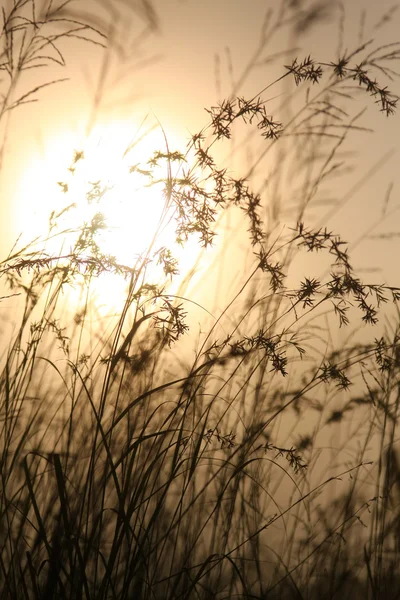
[1,1,400,598]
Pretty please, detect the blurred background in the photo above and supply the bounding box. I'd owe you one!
[1,3,400,596]
[1,0,399,287]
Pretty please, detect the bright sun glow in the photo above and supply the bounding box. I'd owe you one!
[14,118,207,310]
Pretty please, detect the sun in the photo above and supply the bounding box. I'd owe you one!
[13,117,206,311]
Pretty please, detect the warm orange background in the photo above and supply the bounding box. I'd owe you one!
[1,0,399,303]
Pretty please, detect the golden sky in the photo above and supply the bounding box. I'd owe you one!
[1,0,399,301]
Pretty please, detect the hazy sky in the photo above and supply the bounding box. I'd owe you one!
[1,0,399,292]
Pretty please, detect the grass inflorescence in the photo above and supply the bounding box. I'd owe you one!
[1,1,400,598]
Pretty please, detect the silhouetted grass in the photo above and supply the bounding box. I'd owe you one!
[1,1,400,598]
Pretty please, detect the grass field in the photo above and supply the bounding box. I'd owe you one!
[1,1,400,598]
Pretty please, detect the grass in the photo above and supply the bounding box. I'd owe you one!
[1,1,400,598]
